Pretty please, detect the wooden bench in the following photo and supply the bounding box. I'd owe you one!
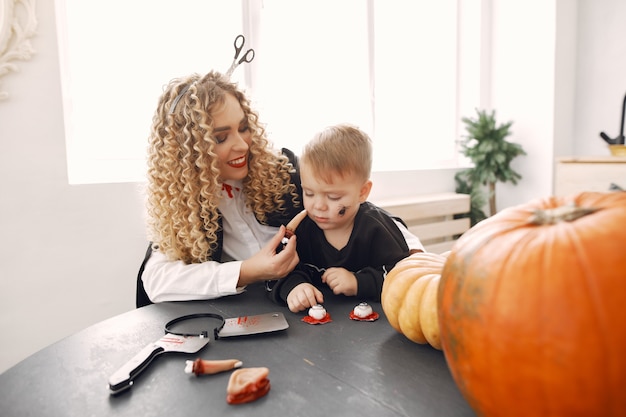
[375,192,471,253]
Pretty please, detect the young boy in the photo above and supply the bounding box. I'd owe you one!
[268,124,420,313]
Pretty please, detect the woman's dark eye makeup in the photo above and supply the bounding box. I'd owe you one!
[214,119,249,144]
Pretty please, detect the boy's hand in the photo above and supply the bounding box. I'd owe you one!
[287,283,324,313]
[322,267,357,296]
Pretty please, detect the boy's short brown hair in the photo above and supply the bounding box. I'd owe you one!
[301,123,372,183]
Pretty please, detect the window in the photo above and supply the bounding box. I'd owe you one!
[55,0,244,184]
[56,0,481,184]
[373,1,460,169]
[251,0,372,159]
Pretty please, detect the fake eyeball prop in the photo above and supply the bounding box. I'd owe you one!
[308,304,327,320]
[302,304,332,324]
[350,302,379,321]
[353,302,373,318]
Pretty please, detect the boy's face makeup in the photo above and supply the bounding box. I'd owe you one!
[300,161,372,232]
[211,93,252,181]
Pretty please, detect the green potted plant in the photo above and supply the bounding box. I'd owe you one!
[455,109,526,226]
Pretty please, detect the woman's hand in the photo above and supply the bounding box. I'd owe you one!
[239,226,299,286]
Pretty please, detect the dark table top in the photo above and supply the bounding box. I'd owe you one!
[0,283,475,417]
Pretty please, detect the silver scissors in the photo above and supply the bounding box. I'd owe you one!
[225,34,255,76]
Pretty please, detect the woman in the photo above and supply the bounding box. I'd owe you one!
[138,71,302,307]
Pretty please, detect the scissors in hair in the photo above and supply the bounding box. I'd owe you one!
[225,34,255,76]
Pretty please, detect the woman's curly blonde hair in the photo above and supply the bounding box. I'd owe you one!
[146,71,298,264]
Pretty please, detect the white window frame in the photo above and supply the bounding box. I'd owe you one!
[55,0,485,185]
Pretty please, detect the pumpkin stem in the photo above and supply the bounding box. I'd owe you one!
[527,202,599,225]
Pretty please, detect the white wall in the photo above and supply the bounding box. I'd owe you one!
[573,0,626,156]
[493,0,626,211]
[1,0,624,374]
[0,0,147,373]
[490,0,560,208]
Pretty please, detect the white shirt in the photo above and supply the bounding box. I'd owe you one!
[142,181,275,302]
[219,180,278,262]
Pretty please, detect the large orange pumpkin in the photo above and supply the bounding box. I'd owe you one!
[438,191,626,416]
[381,251,449,350]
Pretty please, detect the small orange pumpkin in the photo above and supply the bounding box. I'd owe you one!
[381,251,449,350]
[438,191,626,416]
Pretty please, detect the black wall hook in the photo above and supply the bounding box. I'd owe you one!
[600,92,626,145]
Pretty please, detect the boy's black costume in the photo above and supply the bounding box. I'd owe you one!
[267,201,410,305]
